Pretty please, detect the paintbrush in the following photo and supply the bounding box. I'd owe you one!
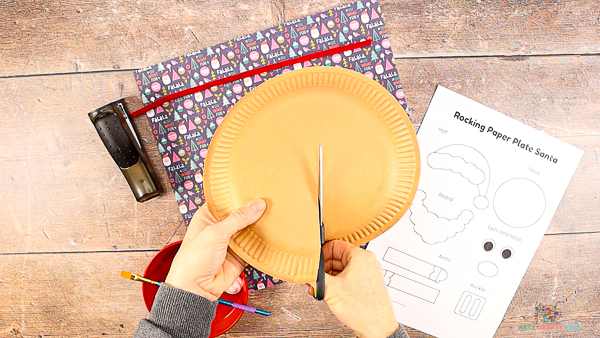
[121,271,162,286]
[120,271,270,316]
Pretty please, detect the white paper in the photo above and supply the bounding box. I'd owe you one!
[368,86,584,338]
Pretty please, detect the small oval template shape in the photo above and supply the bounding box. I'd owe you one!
[478,261,499,277]
[204,67,420,283]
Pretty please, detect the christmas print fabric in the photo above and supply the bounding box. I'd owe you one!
[134,0,406,291]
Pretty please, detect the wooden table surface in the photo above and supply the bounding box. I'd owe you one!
[1,0,599,337]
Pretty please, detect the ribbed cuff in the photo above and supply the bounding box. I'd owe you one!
[387,325,410,338]
[147,284,217,338]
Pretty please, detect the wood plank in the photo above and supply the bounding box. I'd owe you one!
[394,56,600,234]
[2,3,599,338]
[1,233,598,337]
[1,55,598,253]
[498,233,600,336]
[0,72,187,253]
[0,252,353,337]
[4,0,600,76]
[0,252,149,337]
[0,0,274,76]
[547,136,600,235]
[397,56,600,135]
[281,0,600,58]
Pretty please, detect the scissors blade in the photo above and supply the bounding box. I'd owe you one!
[318,144,323,244]
[314,144,325,301]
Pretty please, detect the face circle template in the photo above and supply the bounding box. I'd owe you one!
[493,178,546,228]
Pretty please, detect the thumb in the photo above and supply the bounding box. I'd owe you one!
[216,199,266,237]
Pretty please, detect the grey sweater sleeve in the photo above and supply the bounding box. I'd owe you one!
[387,325,410,338]
[134,284,409,338]
[134,284,217,338]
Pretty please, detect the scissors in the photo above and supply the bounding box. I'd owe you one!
[314,144,326,301]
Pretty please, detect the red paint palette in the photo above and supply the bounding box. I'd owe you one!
[142,241,248,337]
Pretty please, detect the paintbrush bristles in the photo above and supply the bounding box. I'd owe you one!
[120,270,134,280]
[120,271,161,286]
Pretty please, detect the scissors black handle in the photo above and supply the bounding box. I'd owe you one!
[314,249,325,300]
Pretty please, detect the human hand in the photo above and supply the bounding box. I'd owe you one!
[307,240,399,338]
[165,199,266,301]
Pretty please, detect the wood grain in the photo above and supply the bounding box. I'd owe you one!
[1,1,599,337]
[3,0,600,76]
[0,252,354,337]
[0,252,150,337]
[0,234,598,337]
[0,72,187,253]
[397,56,600,135]
[1,55,597,254]
[394,56,600,234]
[497,233,600,337]
[281,0,600,58]
[0,0,274,77]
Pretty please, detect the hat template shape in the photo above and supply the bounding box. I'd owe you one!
[204,67,420,283]
[426,145,490,209]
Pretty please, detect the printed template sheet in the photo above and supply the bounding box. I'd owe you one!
[368,86,584,338]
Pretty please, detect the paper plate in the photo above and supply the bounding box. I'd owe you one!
[142,241,248,338]
[204,66,420,283]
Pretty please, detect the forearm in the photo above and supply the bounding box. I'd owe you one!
[134,284,217,338]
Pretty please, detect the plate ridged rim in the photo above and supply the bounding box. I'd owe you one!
[204,66,420,283]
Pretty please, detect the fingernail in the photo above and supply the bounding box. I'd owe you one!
[252,199,266,212]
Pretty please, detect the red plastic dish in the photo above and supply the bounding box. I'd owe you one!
[142,240,249,337]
